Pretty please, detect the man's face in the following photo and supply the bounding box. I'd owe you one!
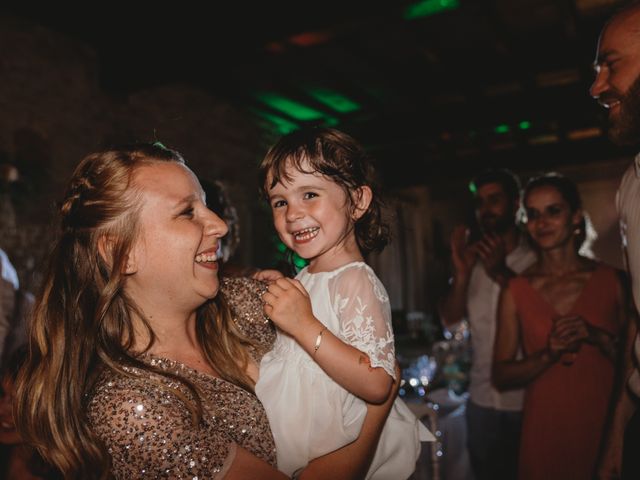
[591,9,640,145]
[474,182,516,234]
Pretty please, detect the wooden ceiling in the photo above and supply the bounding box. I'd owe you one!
[2,0,634,187]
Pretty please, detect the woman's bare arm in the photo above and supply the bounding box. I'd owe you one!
[492,285,558,390]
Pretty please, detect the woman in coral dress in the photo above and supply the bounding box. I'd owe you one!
[492,173,629,480]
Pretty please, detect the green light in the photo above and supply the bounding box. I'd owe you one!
[256,92,325,121]
[519,120,532,130]
[253,110,299,134]
[323,116,339,127]
[494,124,510,134]
[468,182,477,194]
[276,241,287,253]
[404,0,459,19]
[293,253,309,268]
[306,88,361,113]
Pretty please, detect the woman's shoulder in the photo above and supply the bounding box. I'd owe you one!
[590,260,629,290]
[86,364,202,451]
[222,276,268,303]
[87,366,188,418]
[221,276,276,354]
[591,259,623,276]
[221,277,270,328]
[86,365,240,479]
[508,264,538,289]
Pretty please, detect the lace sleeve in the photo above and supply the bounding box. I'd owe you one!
[328,264,396,380]
[87,375,235,479]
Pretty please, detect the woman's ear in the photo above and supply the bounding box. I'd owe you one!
[352,186,373,221]
[97,235,113,267]
[572,208,583,232]
[98,235,137,275]
[122,252,137,275]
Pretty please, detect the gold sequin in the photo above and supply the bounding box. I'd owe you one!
[87,277,277,479]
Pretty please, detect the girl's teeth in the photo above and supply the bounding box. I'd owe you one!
[294,227,318,240]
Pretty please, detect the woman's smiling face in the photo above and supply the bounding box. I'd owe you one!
[525,185,580,251]
[125,162,228,311]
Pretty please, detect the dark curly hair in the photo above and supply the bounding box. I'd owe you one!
[259,127,390,255]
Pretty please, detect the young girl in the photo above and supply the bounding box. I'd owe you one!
[257,128,433,479]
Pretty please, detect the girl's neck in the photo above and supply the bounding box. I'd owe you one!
[307,236,364,273]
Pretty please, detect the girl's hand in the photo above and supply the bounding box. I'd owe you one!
[252,269,285,282]
[262,278,317,337]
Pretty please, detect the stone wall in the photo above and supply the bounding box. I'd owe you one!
[0,15,276,293]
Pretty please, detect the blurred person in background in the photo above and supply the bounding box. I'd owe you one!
[493,173,628,480]
[439,168,536,480]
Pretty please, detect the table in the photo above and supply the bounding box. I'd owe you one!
[407,389,474,480]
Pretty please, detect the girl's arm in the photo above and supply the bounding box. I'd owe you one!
[263,277,393,404]
[492,285,562,390]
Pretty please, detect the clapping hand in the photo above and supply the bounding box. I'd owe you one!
[474,233,508,279]
[450,225,477,281]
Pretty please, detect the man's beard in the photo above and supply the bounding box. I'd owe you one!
[603,73,640,146]
[480,211,513,234]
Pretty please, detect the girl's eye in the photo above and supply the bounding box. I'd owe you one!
[303,192,318,200]
[272,200,286,209]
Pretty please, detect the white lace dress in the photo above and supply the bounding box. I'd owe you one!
[255,262,434,479]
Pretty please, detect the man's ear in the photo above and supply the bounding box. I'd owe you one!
[97,235,137,275]
[352,186,373,221]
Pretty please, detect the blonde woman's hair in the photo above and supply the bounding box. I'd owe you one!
[15,143,256,479]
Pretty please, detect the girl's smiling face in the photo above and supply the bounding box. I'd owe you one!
[267,160,362,272]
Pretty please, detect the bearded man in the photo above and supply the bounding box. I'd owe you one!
[592,3,640,479]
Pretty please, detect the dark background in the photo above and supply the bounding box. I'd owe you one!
[0,1,632,329]
[2,0,632,187]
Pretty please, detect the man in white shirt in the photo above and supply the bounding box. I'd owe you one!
[0,248,19,363]
[591,2,640,478]
[439,169,535,480]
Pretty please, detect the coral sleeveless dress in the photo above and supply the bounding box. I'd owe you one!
[508,264,622,480]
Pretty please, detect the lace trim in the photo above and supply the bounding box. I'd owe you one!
[334,293,396,380]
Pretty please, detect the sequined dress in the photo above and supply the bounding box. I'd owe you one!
[87,277,277,479]
[255,262,434,479]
